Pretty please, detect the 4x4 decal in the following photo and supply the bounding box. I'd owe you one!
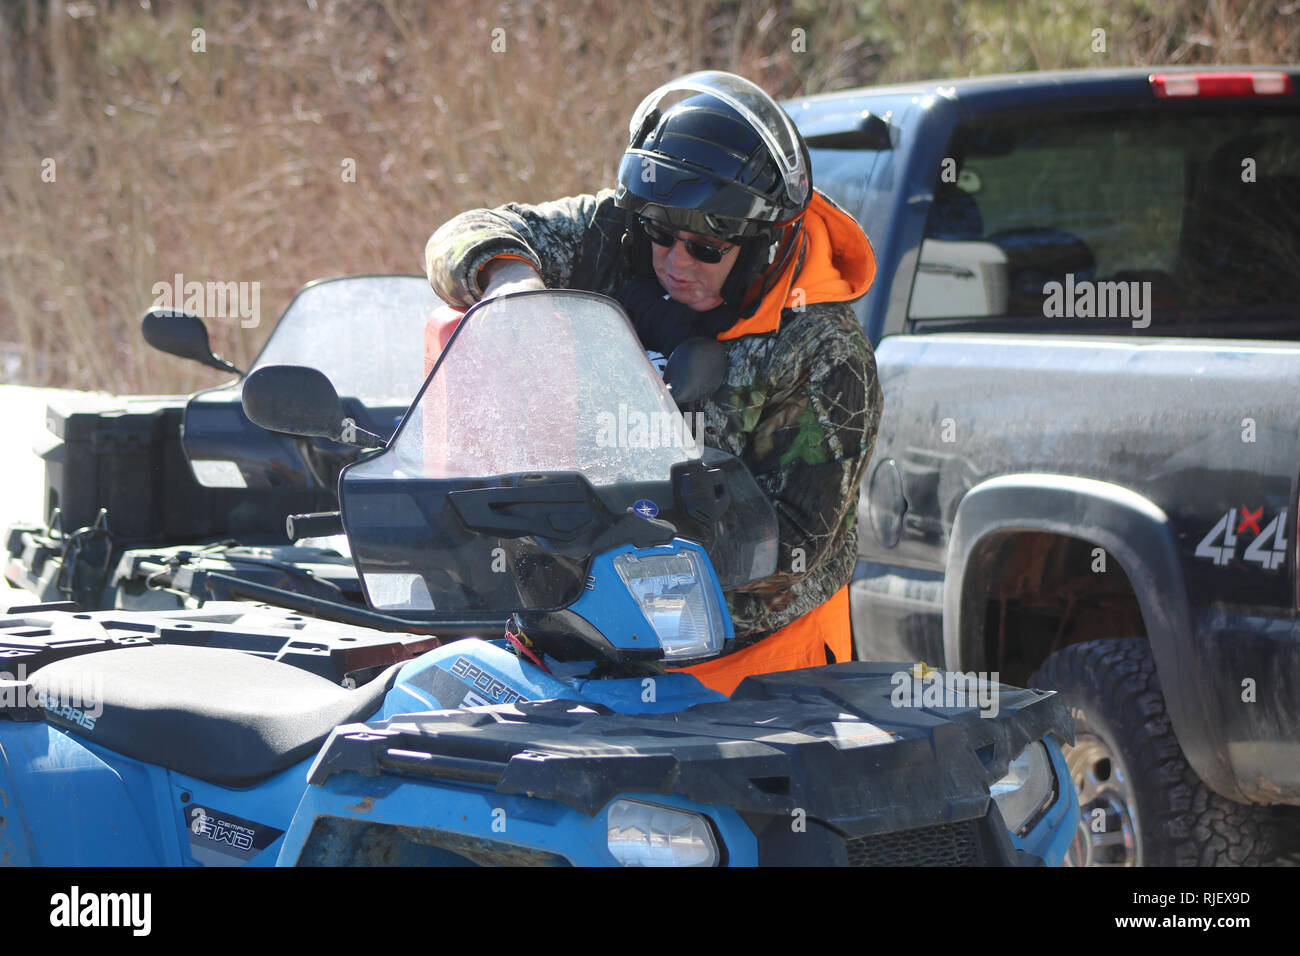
[1195,507,1288,570]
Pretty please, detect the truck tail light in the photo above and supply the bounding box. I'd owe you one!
[1149,71,1293,98]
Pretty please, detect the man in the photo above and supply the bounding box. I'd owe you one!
[425,71,882,695]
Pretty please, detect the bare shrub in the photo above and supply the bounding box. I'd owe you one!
[2,0,1297,391]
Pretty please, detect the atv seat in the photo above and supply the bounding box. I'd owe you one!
[30,645,400,787]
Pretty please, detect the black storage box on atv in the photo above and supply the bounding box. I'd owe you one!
[40,394,332,541]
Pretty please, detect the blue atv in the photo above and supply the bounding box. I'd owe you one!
[0,289,1077,866]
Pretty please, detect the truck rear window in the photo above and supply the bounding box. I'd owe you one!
[909,108,1300,335]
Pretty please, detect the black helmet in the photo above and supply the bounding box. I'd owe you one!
[616,71,812,316]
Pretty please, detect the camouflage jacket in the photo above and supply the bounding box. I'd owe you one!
[425,189,882,646]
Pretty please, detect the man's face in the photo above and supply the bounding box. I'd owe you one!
[651,228,741,312]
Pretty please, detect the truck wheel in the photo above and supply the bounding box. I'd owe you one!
[1029,639,1276,866]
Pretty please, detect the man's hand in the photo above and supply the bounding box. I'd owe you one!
[479,258,546,300]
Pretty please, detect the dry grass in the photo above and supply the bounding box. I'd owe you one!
[2,0,1298,392]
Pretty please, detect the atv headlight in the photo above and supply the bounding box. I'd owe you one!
[612,549,727,661]
[606,799,720,867]
[992,742,1055,835]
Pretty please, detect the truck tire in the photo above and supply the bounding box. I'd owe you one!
[1029,639,1276,866]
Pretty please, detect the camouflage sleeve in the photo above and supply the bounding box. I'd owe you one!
[728,302,883,603]
[424,191,607,306]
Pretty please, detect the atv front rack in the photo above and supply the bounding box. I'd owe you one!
[309,664,1074,865]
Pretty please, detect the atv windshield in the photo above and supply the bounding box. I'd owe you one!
[376,290,700,484]
[249,275,438,405]
[184,275,443,489]
[340,290,777,616]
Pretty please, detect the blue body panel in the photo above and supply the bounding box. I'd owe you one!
[0,721,167,866]
[380,640,579,717]
[383,638,726,719]
[1010,738,1078,865]
[564,674,727,713]
[566,539,735,654]
[0,720,310,866]
[277,772,760,866]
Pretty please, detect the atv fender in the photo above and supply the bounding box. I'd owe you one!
[0,721,169,865]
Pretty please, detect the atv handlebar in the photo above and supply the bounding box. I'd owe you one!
[286,511,345,542]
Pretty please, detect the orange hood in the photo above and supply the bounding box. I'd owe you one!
[718,189,876,340]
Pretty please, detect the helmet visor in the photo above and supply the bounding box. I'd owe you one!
[616,152,785,236]
[628,71,809,209]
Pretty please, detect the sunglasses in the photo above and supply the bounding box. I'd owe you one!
[639,217,736,264]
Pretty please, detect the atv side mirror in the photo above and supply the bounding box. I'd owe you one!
[664,337,727,406]
[242,365,385,448]
[141,308,243,374]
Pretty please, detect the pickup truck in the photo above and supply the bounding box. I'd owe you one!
[789,66,1300,865]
